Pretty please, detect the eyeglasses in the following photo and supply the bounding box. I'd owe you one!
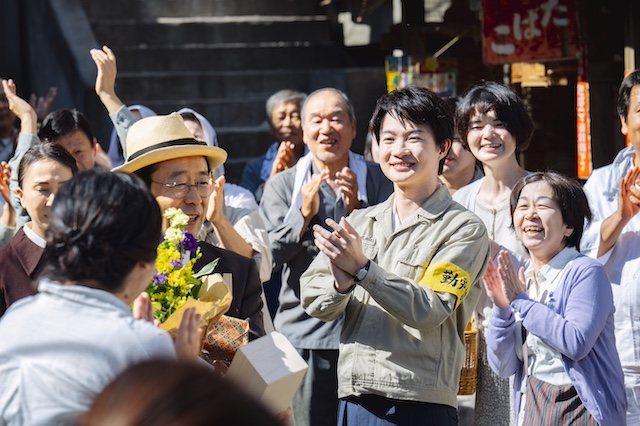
[151,179,213,199]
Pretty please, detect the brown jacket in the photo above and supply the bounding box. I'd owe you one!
[0,228,44,317]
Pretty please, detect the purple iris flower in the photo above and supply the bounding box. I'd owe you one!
[179,231,199,253]
[170,260,183,268]
[153,272,168,286]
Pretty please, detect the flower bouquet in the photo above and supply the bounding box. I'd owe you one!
[147,208,231,335]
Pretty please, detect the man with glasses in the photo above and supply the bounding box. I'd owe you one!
[113,113,265,339]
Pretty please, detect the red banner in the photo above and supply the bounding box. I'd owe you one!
[576,81,592,179]
[482,0,579,65]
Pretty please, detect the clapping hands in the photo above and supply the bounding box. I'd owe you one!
[483,251,526,309]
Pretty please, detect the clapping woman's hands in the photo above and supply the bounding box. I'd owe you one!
[496,251,526,303]
[483,251,526,308]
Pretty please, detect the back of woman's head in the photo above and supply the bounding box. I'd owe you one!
[39,109,95,144]
[456,81,533,153]
[41,169,161,292]
[81,360,281,426]
[17,142,78,188]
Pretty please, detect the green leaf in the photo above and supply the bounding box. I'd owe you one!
[192,257,219,279]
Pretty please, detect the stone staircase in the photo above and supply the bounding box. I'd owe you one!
[79,0,387,183]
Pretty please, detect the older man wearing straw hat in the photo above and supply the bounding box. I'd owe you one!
[113,112,265,339]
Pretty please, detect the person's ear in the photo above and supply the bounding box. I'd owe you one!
[620,114,629,136]
[15,187,23,206]
[439,138,452,160]
[563,226,574,238]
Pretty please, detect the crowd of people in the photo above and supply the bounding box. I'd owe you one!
[0,43,638,426]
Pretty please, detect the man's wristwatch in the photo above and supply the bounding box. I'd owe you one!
[353,260,371,282]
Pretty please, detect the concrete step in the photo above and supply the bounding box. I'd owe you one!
[127,97,268,128]
[115,44,348,72]
[215,125,271,153]
[116,69,318,101]
[91,19,332,49]
[213,125,272,184]
[81,0,322,20]
[117,67,385,127]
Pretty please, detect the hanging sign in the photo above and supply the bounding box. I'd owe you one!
[482,0,579,65]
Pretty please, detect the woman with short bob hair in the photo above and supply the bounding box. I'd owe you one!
[0,169,201,425]
[453,81,534,425]
[485,172,626,425]
[0,142,77,316]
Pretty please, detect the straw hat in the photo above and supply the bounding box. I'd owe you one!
[112,113,227,174]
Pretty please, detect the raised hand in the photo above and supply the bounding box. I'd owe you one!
[496,251,526,303]
[270,141,297,177]
[94,143,113,170]
[335,166,359,213]
[29,87,57,122]
[174,307,203,363]
[483,259,510,308]
[313,216,368,292]
[314,217,367,270]
[301,169,329,220]
[206,176,225,224]
[132,292,154,323]
[0,162,11,204]
[618,167,640,221]
[90,45,123,113]
[1,79,37,135]
[0,162,15,228]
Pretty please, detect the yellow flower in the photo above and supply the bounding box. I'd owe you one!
[147,207,208,323]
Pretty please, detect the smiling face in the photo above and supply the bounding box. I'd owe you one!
[466,109,517,165]
[16,159,73,238]
[149,157,211,236]
[513,180,573,266]
[442,137,477,179]
[302,90,356,168]
[55,130,96,171]
[378,113,448,192]
[270,100,303,147]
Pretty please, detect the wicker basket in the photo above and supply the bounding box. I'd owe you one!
[458,317,478,396]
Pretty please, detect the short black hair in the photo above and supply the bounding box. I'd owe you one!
[617,70,640,118]
[18,142,78,188]
[39,109,95,146]
[456,81,533,153]
[369,85,453,172]
[133,163,158,188]
[510,172,592,250]
[41,169,162,292]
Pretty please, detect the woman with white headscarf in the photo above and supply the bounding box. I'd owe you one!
[177,108,258,210]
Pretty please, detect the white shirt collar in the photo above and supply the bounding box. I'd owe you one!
[23,223,47,248]
[526,246,579,299]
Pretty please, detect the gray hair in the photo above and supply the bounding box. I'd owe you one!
[265,90,307,121]
[301,88,355,126]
